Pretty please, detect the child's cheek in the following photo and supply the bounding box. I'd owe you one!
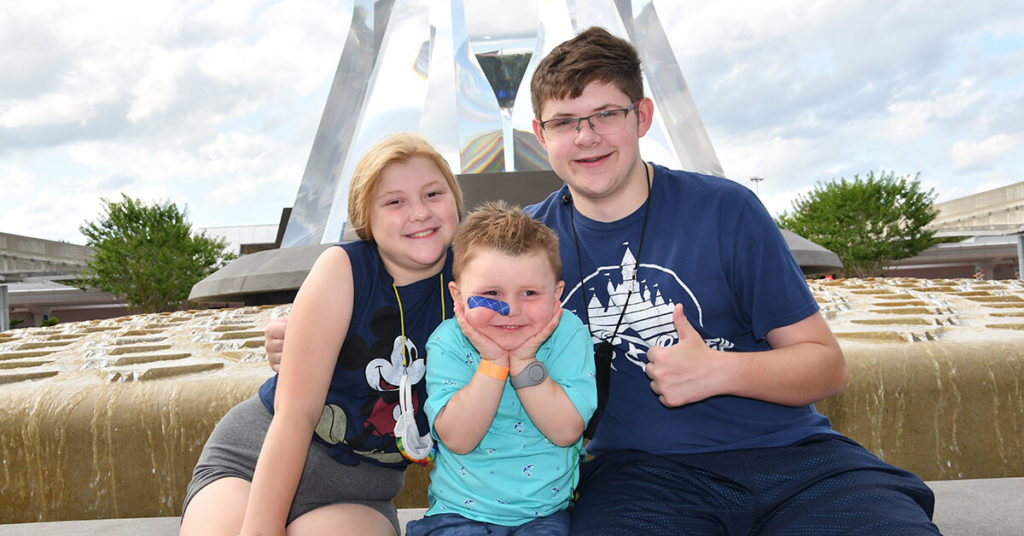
[465,306,495,331]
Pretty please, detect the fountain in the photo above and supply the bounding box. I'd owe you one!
[812,277,1024,481]
[0,307,279,522]
[0,304,436,523]
[2,277,1023,523]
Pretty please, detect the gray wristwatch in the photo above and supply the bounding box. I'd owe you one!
[510,361,547,389]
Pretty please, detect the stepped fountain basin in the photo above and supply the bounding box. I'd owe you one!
[1,278,1023,523]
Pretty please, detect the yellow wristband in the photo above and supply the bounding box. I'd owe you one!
[477,360,509,380]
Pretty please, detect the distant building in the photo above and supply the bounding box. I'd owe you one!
[0,232,128,329]
[200,224,279,257]
[2,223,279,331]
[887,182,1024,280]
[5,277,129,328]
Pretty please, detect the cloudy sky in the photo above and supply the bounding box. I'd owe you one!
[2,0,1022,245]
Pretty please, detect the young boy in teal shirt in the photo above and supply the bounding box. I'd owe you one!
[406,202,596,535]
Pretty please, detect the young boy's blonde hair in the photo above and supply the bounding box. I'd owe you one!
[530,26,644,119]
[452,201,562,282]
[347,132,464,242]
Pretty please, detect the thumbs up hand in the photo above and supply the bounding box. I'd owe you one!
[645,304,723,407]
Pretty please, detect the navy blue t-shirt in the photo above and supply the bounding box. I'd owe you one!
[526,164,836,455]
[259,240,454,467]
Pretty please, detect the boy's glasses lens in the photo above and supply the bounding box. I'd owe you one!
[542,102,637,138]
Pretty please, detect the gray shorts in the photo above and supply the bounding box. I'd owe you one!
[182,395,405,533]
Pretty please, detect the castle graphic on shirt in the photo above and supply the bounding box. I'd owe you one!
[563,246,735,373]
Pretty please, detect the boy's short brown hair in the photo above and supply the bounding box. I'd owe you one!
[347,132,464,242]
[530,26,644,118]
[452,201,561,282]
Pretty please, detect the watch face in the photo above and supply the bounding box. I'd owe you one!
[513,361,547,389]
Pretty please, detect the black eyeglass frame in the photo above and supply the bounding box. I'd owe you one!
[538,100,641,135]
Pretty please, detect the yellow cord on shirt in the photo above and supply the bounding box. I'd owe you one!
[392,274,446,367]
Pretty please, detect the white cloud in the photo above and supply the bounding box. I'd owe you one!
[878,79,986,141]
[713,129,844,216]
[0,163,32,200]
[127,49,192,122]
[0,2,176,127]
[880,100,933,142]
[950,133,1022,171]
[662,0,834,59]
[197,1,350,93]
[0,93,92,128]
[197,131,305,204]
[0,159,127,243]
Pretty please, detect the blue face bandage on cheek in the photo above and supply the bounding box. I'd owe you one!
[467,296,510,315]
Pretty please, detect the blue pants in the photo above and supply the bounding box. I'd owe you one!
[570,435,940,535]
[406,510,570,535]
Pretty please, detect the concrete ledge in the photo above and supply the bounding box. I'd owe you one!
[0,517,179,536]
[0,508,428,535]
[1,480,1021,535]
[929,477,1024,535]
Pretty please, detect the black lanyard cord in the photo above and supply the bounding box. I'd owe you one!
[569,162,652,439]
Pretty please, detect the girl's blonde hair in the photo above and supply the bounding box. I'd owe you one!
[347,133,464,241]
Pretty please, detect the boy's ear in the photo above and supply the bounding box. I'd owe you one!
[532,118,548,150]
[555,280,565,301]
[636,97,655,138]
[448,281,462,303]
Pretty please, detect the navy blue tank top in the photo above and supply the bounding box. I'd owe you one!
[259,240,453,467]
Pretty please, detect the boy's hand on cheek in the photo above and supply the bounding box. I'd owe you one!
[454,301,510,366]
[509,306,562,367]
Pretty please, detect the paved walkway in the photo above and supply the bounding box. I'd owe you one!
[1,479,1021,535]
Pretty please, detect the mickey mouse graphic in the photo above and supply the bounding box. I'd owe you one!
[313,307,432,464]
[363,335,424,437]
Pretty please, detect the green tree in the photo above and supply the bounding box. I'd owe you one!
[76,194,235,313]
[777,171,939,278]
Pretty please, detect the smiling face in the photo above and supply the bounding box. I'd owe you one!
[533,82,655,221]
[368,156,460,285]
[451,247,564,352]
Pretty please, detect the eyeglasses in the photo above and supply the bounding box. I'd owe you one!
[539,101,639,138]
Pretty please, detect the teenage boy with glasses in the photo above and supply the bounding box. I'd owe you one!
[523,26,940,535]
